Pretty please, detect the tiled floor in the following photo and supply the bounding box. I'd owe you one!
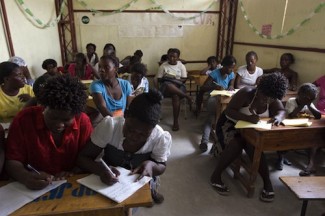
[136,99,325,216]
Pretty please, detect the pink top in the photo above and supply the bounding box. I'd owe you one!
[68,63,93,80]
[314,75,325,114]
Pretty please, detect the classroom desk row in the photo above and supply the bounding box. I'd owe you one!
[233,117,325,198]
[2,175,152,216]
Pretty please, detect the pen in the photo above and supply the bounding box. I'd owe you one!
[99,158,117,177]
[27,164,41,175]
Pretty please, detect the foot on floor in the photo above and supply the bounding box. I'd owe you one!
[172,124,179,131]
[299,169,316,176]
[199,142,208,152]
[259,189,275,202]
[211,182,229,195]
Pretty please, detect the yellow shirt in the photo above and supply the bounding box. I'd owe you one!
[0,85,34,123]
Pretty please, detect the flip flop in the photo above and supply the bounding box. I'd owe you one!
[299,169,316,176]
[260,189,275,202]
[172,125,179,131]
[211,182,229,195]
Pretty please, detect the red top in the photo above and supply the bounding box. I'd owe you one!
[5,106,93,175]
[68,63,93,80]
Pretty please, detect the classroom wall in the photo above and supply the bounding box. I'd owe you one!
[233,0,325,84]
[73,0,219,75]
[0,0,62,78]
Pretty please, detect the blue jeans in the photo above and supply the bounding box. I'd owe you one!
[201,96,218,143]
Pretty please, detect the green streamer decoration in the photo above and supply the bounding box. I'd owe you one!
[239,0,325,39]
[15,0,65,29]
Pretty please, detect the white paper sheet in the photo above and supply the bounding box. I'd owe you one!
[77,167,151,203]
[0,180,66,216]
[235,120,272,130]
[282,118,312,127]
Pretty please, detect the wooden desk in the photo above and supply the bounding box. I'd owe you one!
[279,176,325,216]
[236,118,325,197]
[9,174,152,216]
[216,90,298,122]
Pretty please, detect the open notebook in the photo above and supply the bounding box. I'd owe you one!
[0,180,66,216]
[77,167,152,203]
[235,120,272,130]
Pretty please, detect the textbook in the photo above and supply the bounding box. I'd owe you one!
[282,118,312,127]
[0,180,66,216]
[235,120,272,130]
[77,166,152,203]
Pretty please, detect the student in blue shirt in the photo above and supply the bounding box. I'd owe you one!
[195,55,236,152]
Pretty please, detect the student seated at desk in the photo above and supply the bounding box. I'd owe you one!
[155,48,193,131]
[210,73,288,202]
[68,53,99,80]
[235,51,263,89]
[77,89,171,204]
[313,75,325,114]
[85,43,99,67]
[0,62,34,123]
[90,55,132,118]
[5,76,93,190]
[200,56,221,76]
[129,63,149,96]
[264,53,298,91]
[195,55,236,152]
[8,56,34,86]
[283,83,321,176]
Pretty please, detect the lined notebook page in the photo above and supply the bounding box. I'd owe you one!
[0,180,66,216]
[77,167,151,203]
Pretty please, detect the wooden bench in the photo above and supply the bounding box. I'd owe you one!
[279,176,325,216]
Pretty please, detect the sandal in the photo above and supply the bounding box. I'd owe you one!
[172,125,179,131]
[211,182,229,195]
[299,169,316,176]
[259,189,275,202]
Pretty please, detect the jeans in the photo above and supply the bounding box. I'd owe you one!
[201,96,218,143]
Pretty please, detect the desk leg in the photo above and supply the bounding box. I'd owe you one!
[300,200,308,216]
[247,148,262,197]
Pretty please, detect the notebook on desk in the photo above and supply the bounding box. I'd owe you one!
[77,167,152,203]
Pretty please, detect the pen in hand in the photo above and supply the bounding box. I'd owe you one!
[100,158,117,178]
[27,164,41,175]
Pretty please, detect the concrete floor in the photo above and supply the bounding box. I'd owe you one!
[136,99,325,216]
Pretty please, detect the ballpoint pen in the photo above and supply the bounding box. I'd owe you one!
[99,158,117,177]
[27,164,41,175]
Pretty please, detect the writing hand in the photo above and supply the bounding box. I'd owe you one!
[24,171,53,190]
[99,167,120,186]
[267,117,284,126]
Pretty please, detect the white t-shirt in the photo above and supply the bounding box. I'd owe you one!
[91,116,172,162]
[156,61,187,79]
[237,65,263,86]
[285,97,317,116]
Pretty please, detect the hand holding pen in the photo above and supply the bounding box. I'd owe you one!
[99,159,120,186]
[25,164,53,190]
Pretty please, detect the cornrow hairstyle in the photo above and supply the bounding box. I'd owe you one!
[207,56,217,64]
[100,55,120,68]
[42,59,57,70]
[130,63,147,77]
[298,83,318,99]
[134,50,143,58]
[167,48,180,57]
[258,72,288,100]
[221,55,236,67]
[86,43,96,51]
[0,61,19,84]
[37,75,88,114]
[282,53,295,64]
[103,43,116,51]
[246,51,258,60]
[126,88,163,127]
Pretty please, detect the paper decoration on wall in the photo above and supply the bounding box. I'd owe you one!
[261,24,272,36]
[118,25,183,38]
[239,0,325,39]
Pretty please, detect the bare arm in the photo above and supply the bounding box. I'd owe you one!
[268,99,286,126]
[5,160,53,190]
[308,104,321,119]
[228,75,236,90]
[77,141,119,185]
[92,93,113,117]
